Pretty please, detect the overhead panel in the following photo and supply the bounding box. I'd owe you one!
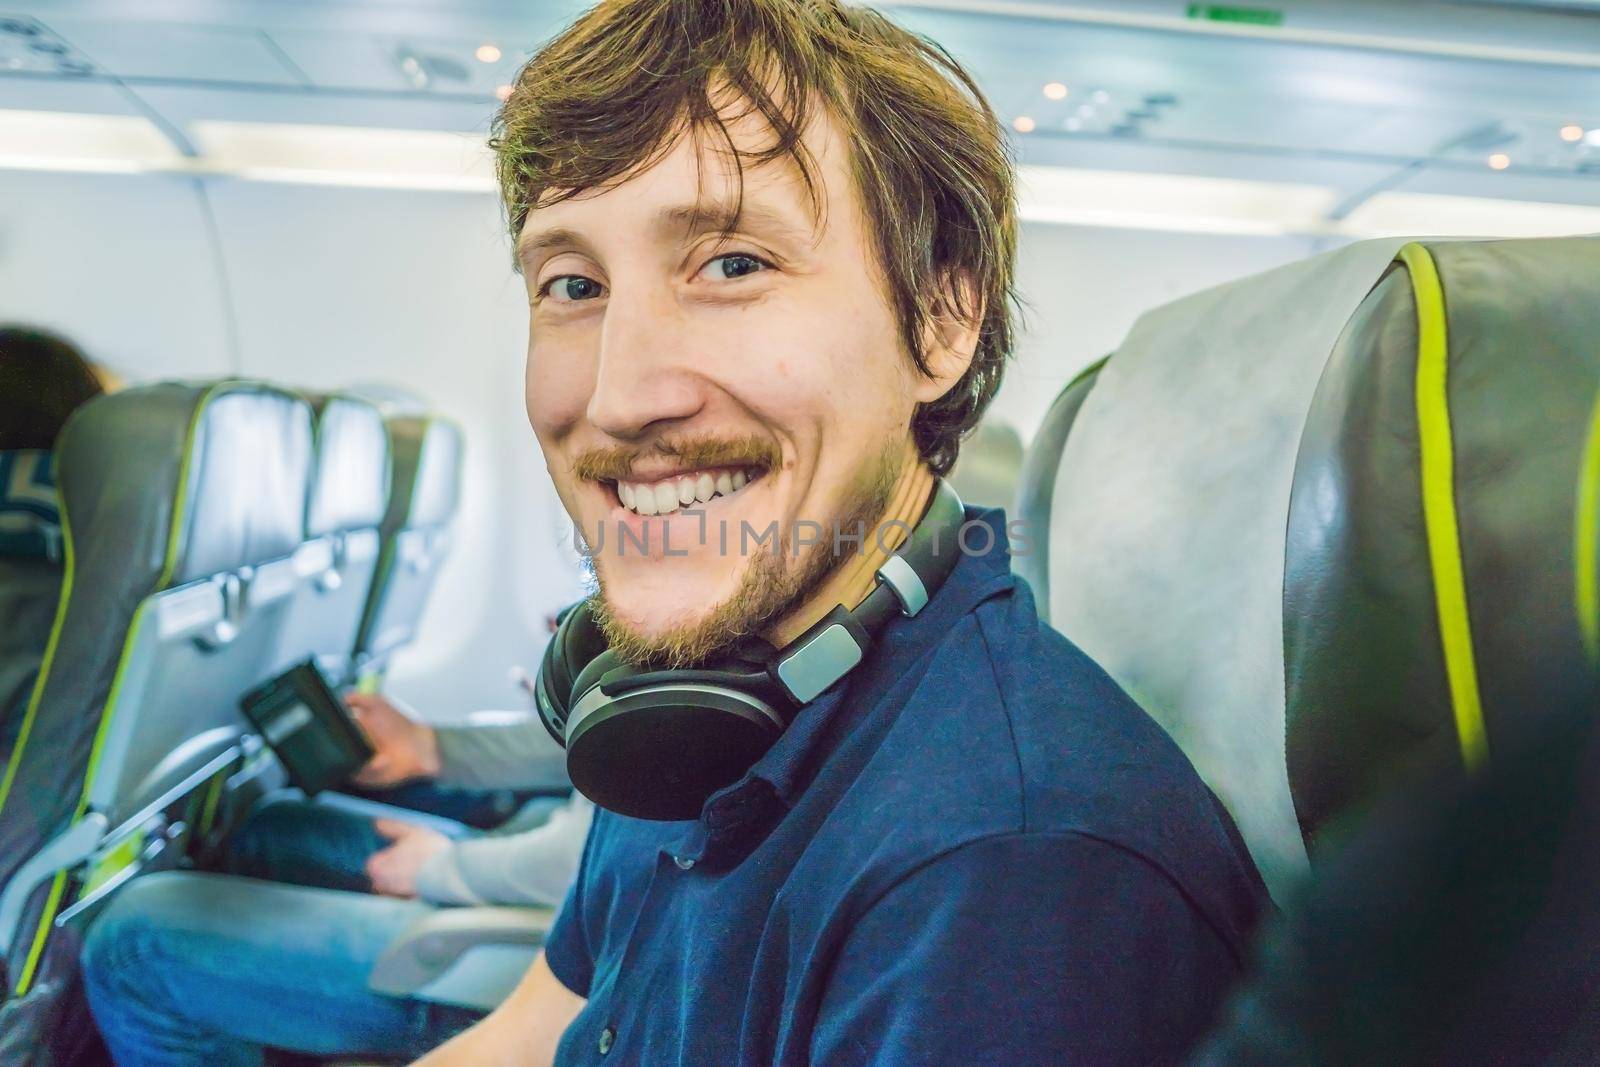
[0,13,92,74]
[0,0,1591,227]
[1452,0,1600,11]
[39,17,303,86]
[268,28,524,96]
[263,29,422,93]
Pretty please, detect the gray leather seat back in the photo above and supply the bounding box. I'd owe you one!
[0,380,310,997]
[1027,235,1600,902]
[0,451,64,760]
[355,414,462,676]
[275,395,390,686]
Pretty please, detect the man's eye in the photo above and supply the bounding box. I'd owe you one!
[701,253,770,281]
[539,276,604,303]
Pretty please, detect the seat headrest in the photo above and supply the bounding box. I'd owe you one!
[381,415,461,533]
[306,394,389,539]
[57,381,312,591]
[1030,234,1600,899]
[0,450,61,560]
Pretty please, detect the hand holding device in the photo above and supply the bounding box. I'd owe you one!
[346,692,442,788]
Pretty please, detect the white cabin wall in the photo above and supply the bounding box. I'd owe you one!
[0,169,234,382]
[0,169,1327,715]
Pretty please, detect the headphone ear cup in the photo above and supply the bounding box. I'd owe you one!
[538,600,611,743]
[564,651,787,820]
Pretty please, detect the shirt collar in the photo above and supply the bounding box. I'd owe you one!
[696,506,1017,845]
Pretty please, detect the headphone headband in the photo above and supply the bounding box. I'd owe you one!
[770,479,964,703]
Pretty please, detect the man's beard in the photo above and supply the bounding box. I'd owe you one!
[589,442,906,669]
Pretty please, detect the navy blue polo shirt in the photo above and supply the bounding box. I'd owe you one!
[545,507,1267,1065]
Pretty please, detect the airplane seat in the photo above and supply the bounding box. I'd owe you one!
[353,412,463,681]
[0,450,65,759]
[276,393,391,686]
[0,381,311,1053]
[1011,359,1104,622]
[1018,234,1600,902]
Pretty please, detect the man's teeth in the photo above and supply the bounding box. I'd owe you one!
[615,468,752,516]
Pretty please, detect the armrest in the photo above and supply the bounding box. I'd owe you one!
[368,905,554,1010]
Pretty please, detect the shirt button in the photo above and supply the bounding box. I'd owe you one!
[672,854,695,870]
[598,1026,615,1054]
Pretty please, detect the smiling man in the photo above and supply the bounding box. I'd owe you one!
[418,1,1267,1065]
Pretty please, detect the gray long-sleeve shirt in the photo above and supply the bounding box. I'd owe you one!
[414,710,592,907]
[432,711,572,792]
[415,792,593,907]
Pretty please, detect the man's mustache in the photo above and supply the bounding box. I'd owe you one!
[571,434,782,482]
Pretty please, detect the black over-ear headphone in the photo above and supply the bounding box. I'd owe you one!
[536,479,966,820]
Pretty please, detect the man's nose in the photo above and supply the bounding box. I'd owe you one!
[585,283,705,441]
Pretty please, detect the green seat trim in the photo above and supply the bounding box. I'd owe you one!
[195,763,232,839]
[1575,386,1600,664]
[1400,242,1488,773]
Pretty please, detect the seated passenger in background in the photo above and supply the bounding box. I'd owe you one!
[0,324,111,453]
[422,1,1268,1064]
[80,689,593,1065]
[0,325,111,755]
[230,689,581,901]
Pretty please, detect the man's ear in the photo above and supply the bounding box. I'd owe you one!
[913,270,983,404]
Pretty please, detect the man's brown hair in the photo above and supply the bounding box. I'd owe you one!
[492,0,1018,474]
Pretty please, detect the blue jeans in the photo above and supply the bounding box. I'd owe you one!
[348,780,542,830]
[81,795,484,1066]
[224,790,475,891]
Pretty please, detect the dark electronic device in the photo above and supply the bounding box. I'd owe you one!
[239,659,374,795]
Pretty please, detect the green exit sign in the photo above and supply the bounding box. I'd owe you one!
[1185,4,1285,26]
